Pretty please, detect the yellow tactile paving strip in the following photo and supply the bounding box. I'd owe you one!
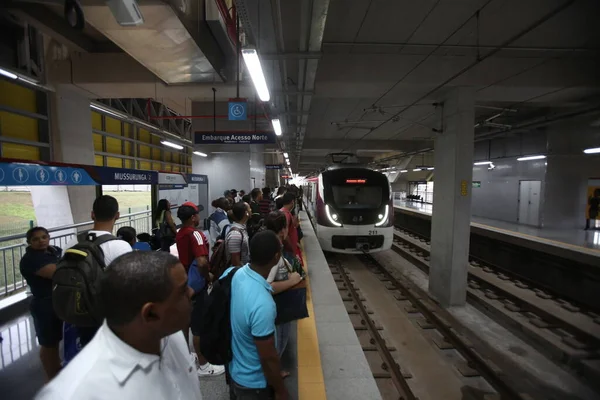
[297,244,328,400]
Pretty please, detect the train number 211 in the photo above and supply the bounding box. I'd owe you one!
[368,230,378,235]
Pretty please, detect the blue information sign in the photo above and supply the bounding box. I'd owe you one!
[194,132,276,145]
[0,162,158,186]
[265,164,282,170]
[228,101,247,121]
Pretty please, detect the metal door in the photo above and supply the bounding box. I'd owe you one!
[518,180,541,226]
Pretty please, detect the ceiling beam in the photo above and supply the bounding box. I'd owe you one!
[302,139,432,151]
[261,52,322,60]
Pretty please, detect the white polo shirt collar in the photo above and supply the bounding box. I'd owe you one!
[101,321,162,384]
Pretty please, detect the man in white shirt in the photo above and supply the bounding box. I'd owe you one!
[64,195,132,266]
[36,251,202,400]
[63,195,132,346]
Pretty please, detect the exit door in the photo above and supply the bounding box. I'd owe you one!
[518,180,541,226]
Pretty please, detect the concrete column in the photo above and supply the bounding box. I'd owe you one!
[429,88,475,307]
[31,85,96,228]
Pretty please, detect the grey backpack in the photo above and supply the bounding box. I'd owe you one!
[52,232,117,327]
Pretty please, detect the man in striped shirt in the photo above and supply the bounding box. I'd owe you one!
[259,187,275,216]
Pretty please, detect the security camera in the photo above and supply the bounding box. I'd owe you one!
[64,0,85,30]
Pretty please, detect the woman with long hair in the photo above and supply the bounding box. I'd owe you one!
[264,211,303,377]
[153,199,177,251]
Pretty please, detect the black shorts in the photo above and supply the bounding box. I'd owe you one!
[190,290,206,336]
[30,297,63,347]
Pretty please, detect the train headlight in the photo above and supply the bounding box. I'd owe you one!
[375,205,389,227]
[326,204,342,227]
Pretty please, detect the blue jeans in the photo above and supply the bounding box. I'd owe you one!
[275,322,291,357]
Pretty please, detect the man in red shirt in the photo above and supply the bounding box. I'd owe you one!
[280,193,299,256]
[175,202,225,377]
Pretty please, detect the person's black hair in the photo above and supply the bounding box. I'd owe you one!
[101,251,180,326]
[93,195,119,222]
[242,194,252,204]
[276,187,287,195]
[262,187,271,195]
[224,190,232,198]
[231,201,248,222]
[26,226,49,244]
[251,188,261,200]
[116,226,137,245]
[264,211,287,234]
[154,199,170,223]
[212,197,230,210]
[250,230,281,266]
[240,190,246,195]
[177,205,197,222]
[282,192,296,206]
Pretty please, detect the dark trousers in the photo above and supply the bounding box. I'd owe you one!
[230,380,274,400]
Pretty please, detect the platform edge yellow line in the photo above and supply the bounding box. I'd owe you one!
[297,242,327,400]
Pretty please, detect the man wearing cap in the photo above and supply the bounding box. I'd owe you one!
[176,202,226,378]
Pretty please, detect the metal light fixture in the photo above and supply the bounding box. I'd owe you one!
[517,155,546,161]
[161,140,184,150]
[242,48,270,102]
[272,119,282,136]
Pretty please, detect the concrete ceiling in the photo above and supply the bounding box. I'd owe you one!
[4,0,600,176]
[291,0,600,174]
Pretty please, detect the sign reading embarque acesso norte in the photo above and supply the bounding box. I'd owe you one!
[194,132,276,145]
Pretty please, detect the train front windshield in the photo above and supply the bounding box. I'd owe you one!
[331,185,382,209]
[323,169,389,210]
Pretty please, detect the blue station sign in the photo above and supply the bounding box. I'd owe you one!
[265,164,282,170]
[194,132,276,145]
[228,101,247,121]
[0,161,158,186]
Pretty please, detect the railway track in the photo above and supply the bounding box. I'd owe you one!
[328,254,533,400]
[392,228,600,385]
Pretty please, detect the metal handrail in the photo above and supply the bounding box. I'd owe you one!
[0,209,154,297]
[0,209,154,243]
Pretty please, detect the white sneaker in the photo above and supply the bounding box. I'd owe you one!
[191,353,225,377]
[197,362,225,377]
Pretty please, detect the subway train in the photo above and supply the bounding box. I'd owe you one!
[304,166,393,254]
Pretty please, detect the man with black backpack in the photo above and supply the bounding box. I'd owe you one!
[54,195,132,348]
[199,230,288,400]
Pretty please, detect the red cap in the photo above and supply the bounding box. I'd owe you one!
[181,201,199,212]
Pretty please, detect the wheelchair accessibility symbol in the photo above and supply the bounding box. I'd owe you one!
[228,101,247,121]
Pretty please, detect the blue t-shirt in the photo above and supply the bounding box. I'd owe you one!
[132,242,152,251]
[224,265,276,388]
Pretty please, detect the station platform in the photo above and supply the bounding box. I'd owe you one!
[0,210,379,400]
[394,200,600,253]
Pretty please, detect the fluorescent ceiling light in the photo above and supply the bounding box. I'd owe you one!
[272,119,282,136]
[427,167,435,170]
[283,152,289,158]
[0,68,18,80]
[400,170,408,173]
[413,168,422,172]
[474,161,493,166]
[390,171,397,174]
[583,147,600,154]
[161,140,184,150]
[517,155,546,161]
[242,48,270,102]
[193,151,207,157]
